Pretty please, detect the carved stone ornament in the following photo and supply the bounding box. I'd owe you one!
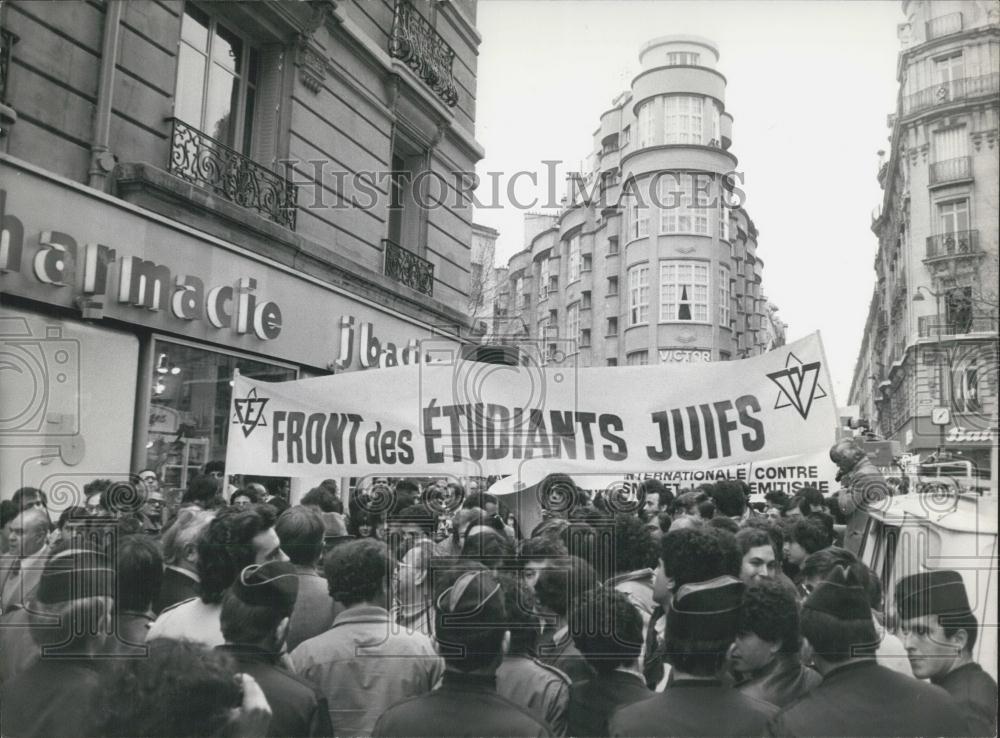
[296,1,335,94]
[676,331,697,344]
[674,243,696,254]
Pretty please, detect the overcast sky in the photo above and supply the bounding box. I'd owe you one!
[472,0,906,405]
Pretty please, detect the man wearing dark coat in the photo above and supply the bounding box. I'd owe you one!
[373,569,551,738]
[896,570,998,737]
[610,576,778,737]
[769,563,967,737]
[216,561,333,738]
[829,440,888,555]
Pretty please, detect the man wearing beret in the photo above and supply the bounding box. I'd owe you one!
[829,439,888,555]
[217,561,333,738]
[769,564,967,737]
[0,546,115,738]
[896,570,997,737]
[610,576,779,737]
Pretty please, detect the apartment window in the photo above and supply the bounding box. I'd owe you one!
[626,351,649,366]
[620,126,631,146]
[608,276,619,296]
[937,199,969,235]
[933,126,967,161]
[549,308,558,324]
[718,202,731,241]
[710,104,721,145]
[664,96,703,145]
[637,100,657,148]
[581,254,592,273]
[607,358,618,367]
[935,53,964,88]
[628,265,649,325]
[952,358,981,412]
[581,290,592,310]
[388,137,428,248]
[514,276,524,306]
[608,236,620,255]
[666,51,700,66]
[607,317,619,336]
[629,199,649,240]
[568,235,581,282]
[719,266,731,326]
[539,259,550,303]
[945,287,973,333]
[567,303,580,345]
[580,328,591,348]
[660,176,710,235]
[660,261,709,322]
[175,5,260,155]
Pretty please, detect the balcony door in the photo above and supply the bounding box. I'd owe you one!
[934,53,964,98]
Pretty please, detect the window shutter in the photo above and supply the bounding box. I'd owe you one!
[251,44,284,169]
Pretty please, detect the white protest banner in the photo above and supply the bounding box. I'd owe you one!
[226,332,838,480]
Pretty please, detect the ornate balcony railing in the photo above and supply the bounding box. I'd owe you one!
[925,229,979,260]
[1,28,19,103]
[388,0,459,107]
[925,12,962,40]
[383,239,435,296]
[918,315,998,337]
[903,73,1000,115]
[167,118,297,230]
[929,156,972,186]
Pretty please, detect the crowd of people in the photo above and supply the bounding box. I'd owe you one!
[0,453,995,737]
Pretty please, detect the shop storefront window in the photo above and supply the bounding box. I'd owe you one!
[144,339,295,494]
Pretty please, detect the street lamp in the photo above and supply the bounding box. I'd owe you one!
[912,285,947,457]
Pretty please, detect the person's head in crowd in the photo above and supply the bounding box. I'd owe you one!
[535,554,598,622]
[537,473,583,520]
[736,527,778,584]
[708,515,740,534]
[221,561,299,654]
[84,479,111,513]
[670,490,704,520]
[516,535,568,592]
[800,547,875,603]
[319,477,340,495]
[325,538,392,609]
[29,546,115,656]
[731,578,802,675]
[461,527,514,571]
[391,479,421,514]
[530,515,570,540]
[183,474,223,509]
[347,509,384,540]
[697,498,716,520]
[448,506,486,550]
[570,588,645,676]
[659,526,742,595]
[895,570,979,681]
[809,509,836,545]
[301,485,340,514]
[387,503,437,561]
[115,534,164,615]
[230,489,254,508]
[657,511,673,535]
[0,498,18,554]
[161,507,215,574]
[93,639,246,737]
[7,505,50,559]
[197,504,282,605]
[800,563,877,671]
[435,568,507,674]
[137,469,160,493]
[764,491,790,521]
[784,517,830,568]
[611,513,659,576]
[246,482,268,501]
[664,576,744,678]
[275,505,325,568]
[639,479,671,520]
[710,481,748,520]
[500,574,542,657]
[784,486,825,519]
[12,486,47,512]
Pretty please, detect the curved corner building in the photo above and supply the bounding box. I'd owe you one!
[503,36,781,368]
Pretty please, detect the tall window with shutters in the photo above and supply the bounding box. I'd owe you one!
[628,265,649,326]
[568,236,581,282]
[718,266,731,326]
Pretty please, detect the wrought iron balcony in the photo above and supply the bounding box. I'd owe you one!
[388,0,459,107]
[929,156,971,186]
[382,239,435,296]
[903,73,1000,116]
[1,28,19,103]
[167,118,297,230]
[925,12,962,40]
[918,315,998,337]
[925,229,979,260]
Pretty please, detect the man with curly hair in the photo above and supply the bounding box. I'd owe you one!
[147,504,283,647]
[605,514,659,626]
[730,579,821,707]
[291,539,442,736]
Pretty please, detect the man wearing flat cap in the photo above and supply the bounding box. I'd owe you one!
[769,564,967,737]
[0,546,115,738]
[896,570,997,737]
[217,561,333,738]
[610,576,779,737]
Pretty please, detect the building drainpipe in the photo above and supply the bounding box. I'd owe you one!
[88,0,124,190]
